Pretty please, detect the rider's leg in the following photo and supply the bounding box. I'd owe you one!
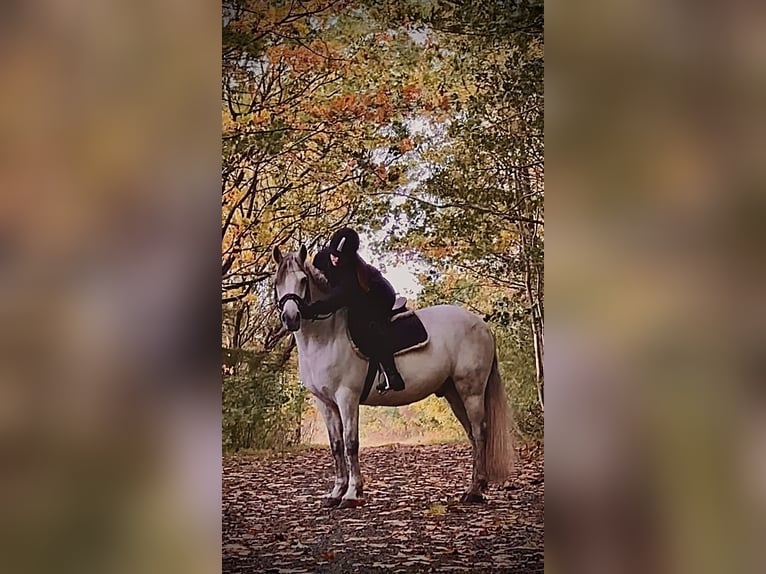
[368,317,405,391]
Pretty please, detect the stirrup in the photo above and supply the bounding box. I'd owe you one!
[377,368,391,394]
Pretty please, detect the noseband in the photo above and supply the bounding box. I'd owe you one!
[276,289,334,321]
[278,292,307,314]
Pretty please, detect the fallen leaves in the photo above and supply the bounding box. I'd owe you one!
[223,443,543,573]
[425,503,447,516]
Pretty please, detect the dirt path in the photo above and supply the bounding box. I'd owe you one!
[223,443,543,573]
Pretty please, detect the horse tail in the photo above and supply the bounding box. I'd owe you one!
[484,352,516,482]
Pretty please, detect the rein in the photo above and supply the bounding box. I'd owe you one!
[277,291,334,321]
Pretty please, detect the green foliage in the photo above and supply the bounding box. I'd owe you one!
[407,396,465,437]
[414,273,543,441]
[221,0,544,450]
[222,348,308,451]
[359,398,465,443]
[379,0,545,421]
[495,322,544,440]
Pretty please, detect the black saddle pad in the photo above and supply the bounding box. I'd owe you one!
[348,310,429,359]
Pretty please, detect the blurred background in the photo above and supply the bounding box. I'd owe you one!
[3,0,766,572]
[0,1,220,573]
[221,0,544,453]
[548,1,766,573]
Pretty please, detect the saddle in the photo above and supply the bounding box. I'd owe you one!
[348,297,430,401]
[347,297,429,359]
[391,296,408,316]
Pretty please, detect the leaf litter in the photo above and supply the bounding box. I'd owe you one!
[223,442,543,573]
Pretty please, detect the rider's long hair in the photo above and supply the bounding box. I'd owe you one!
[352,254,371,293]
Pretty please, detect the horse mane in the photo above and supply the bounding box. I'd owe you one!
[275,250,331,302]
[304,259,331,294]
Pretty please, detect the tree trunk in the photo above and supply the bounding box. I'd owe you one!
[523,252,545,411]
[517,165,544,411]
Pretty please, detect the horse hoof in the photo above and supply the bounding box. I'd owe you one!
[338,498,365,509]
[460,492,486,504]
[323,497,341,508]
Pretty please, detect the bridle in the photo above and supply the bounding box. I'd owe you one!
[275,282,334,322]
[274,259,338,322]
[277,292,306,314]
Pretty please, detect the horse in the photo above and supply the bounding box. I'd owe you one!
[272,245,515,508]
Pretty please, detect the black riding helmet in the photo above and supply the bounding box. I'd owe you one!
[329,227,360,259]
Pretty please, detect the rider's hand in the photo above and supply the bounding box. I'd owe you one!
[301,301,316,318]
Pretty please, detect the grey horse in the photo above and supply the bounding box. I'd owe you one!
[273,246,515,507]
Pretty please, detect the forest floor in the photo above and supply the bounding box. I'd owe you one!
[223,442,544,573]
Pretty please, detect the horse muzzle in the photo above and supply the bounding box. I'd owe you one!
[278,293,305,332]
[282,312,301,332]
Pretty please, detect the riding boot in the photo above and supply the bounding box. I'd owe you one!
[369,319,405,391]
[379,354,405,391]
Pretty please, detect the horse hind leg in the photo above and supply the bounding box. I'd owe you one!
[448,372,490,503]
[460,392,489,503]
[443,379,473,443]
[443,380,487,503]
[314,398,347,507]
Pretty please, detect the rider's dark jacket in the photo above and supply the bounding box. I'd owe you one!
[306,248,395,319]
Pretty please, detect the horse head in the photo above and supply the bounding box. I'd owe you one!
[272,245,309,332]
[272,245,330,332]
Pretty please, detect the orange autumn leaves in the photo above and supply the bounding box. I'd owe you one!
[402,81,422,103]
[259,45,395,125]
[311,88,392,123]
[264,43,339,74]
[304,84,448,126]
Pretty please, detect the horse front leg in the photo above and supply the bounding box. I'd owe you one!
[337,395,364,508]
[315,398,347,507]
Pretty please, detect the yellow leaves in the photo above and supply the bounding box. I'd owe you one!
[251,108,271,127]
[243,292,259,305]
[425,503,447,516]
[222,111,238,137]
[264,3,290,24]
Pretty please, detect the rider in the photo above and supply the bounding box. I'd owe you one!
[303,227,405,392]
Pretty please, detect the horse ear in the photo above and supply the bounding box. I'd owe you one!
[298,244,307,264]
[272,246,283,264]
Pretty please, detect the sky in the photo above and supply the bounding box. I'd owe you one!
[353,115,450,300]
[357,242,423,299]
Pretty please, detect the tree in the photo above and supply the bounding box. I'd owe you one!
[221,0,545,446]
[221,0,451,448]
[377,0,545,411]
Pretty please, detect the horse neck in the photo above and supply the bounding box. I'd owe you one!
[295,308,347,351]
[295,276,347,347]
